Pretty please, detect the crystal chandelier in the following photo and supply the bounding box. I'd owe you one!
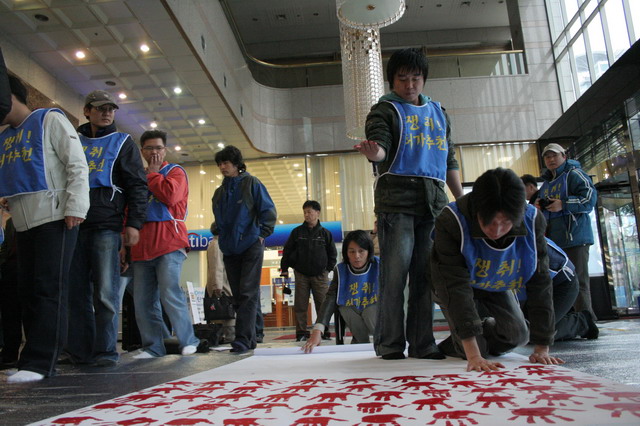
[337,0,406,139]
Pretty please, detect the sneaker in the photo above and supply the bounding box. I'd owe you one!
[132,351,155,359]
[381,352,405,360]
[181,345,197,356]
[7,370,44,383]
[582,310,599,340]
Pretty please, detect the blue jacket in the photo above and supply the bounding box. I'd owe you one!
[540,159,597,248]
[211,171,277,255]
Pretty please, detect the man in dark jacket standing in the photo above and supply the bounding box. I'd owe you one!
[281,200,337,341]
[65,90,148,366]
[212,146,276,355]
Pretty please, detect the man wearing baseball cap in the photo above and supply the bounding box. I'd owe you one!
[537,143,598,324]
[64,90,148,366]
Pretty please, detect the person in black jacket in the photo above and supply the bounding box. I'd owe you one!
[64,90,148,367]
[0,48,11,123]
[281,200,337,341]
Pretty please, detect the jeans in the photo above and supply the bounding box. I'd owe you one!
[133,250,199,356]
[374,212,438,357]
[552,275,589,340]
[16,220,78,376]
[66,229,121,363]
[223,239,264,350]
[564,245,595,320]
[294,271,329,337]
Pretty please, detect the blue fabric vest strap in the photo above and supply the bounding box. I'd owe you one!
[0,108,63,197]
[379,100,448,182]
[80,132,128,200]
[336,256,380,311]
[447,202,538,293]
[146,163,188,233]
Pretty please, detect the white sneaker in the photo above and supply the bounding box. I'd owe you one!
[4,368,18,376]
[181,345,197,355]
[7,370,44,383]
[132,351,155,359]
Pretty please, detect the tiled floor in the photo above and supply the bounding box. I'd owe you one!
[1,318,638,425]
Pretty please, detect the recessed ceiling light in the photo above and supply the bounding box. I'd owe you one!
[217,142,224,148]
[34,14,49,22]
[297,173,303,177]
[210,180,214,183]
[140,44,150,53]
[75,51,86,59]
[174,146,182,151]
[118,93,127,100]
[198,118,205,125]
[173,87,182,94]
[150,122,157,128]
[293,163,299,167]
[199,170,206,175]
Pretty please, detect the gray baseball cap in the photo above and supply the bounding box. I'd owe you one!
[84,90,119,108]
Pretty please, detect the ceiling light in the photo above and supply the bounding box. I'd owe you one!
[174,145,182,151]
[75,51,86,59]
[199,170,206,175]
[198,118,205,125]
[150,122,157,128]
[217,142,225,148]
[293,163,299,167]
[279,220,283,224]
[297,173,303,177]
[118,93,127,100]
[210,180,214,183]
[140,44,150,53]
[173,87,182,95]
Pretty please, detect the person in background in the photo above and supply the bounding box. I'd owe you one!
[432,168,562,372]
[280,200,337,341]
[356,47,463,360]
[520,174,539,205]
[131,130,202,358]
[206,235,235,345]
[537,143,597,321]
[0,48,11,123]
[211,146,276,354]
[303,230,379,353]
[66,90,147,367]
[0,76,89,382]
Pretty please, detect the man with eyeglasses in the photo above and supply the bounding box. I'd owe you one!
[65,90,147,367]
[130,130,203,358]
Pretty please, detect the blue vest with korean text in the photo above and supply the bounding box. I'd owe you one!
[447,202,537,293]
[79,132,128,189]
[383,101,449,182]
[516,237,573,301]
[336,256,380,311]
[146,163,188,223]
[538,172,569,221]
[0,108,62,197]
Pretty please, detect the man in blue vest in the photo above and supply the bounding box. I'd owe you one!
[211,146,276,355]
[537,143,597,321]
[432,168,562,372]
[65,90,148,367]
[0,76,89,381]
[356,48,463,360]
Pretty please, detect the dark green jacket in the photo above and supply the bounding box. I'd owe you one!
[365,92,459,216]
[431,194,555,346]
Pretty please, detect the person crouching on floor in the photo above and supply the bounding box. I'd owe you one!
[431,167,564,372]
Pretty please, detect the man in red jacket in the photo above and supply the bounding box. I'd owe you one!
[130,130,201,358]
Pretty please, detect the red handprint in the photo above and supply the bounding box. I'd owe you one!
[232,403,291,414]
[109,418,158,426]
[570,381,605,391]
[258,392,298,402]
[339,383,379,392]
[115,394,163,403]
[81,402,129,413]
[404,397,453,411]
[508,407,578,423]
[290,417,347,426]
[394,381,438,390]
[230,386,261,394]
[120,402,173,415]
[201,380,237,387]
[432,374,465,381]
[540,375,584,384]
[297,378,329,385]
[468,386,510,397]
[478,370,513,378]
[224,418,273,426]
[311,392,352,402]
[532,392,595,406]
[169,402,232,416]
[518,367,558,376]
[521,385,554,394]
[449,380,485,389]
[365,391,406,401]
[278,385,318,393]
[357,402,396,414]
[468,395,517,408]
[214,393,254,402]
[149,386,182,394]
[354,414,416,425]
[427,410,489,425]
[387,375,427,383]
[186,385,225,394]
[165,419,214,425]
[422,389,451,398]
[602,391,640,402]
[172,395,212,402]
[494,377,530,387]
[595,402,640,418]
[52,417,101,425]
[294,402,347,416]
[247,379,281,386]
[340,378,376,384]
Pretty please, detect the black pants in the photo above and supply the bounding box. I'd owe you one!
[0,262,21,363]
[16,220,78,376]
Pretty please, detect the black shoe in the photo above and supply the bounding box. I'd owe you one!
[295,335,308,342]
[196,339,211,353]
[256,336,264,344]
[321,332,331,341]
[582,310,599,340]
[93,358,118,367]
[230,341,250,355]
[418,349,446,360]
[381,352,405,360]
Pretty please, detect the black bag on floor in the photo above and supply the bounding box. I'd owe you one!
[203,294,236,321]
[193,323,223,347]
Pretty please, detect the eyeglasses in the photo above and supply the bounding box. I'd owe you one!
[94,105,116,113]
[142,146,166,151]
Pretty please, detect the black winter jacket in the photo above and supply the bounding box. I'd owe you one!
[77,122,148,231]
[280,221,337,277]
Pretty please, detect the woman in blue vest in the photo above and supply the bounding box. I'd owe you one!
[303,230,379,353]
[432,168,564,372]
